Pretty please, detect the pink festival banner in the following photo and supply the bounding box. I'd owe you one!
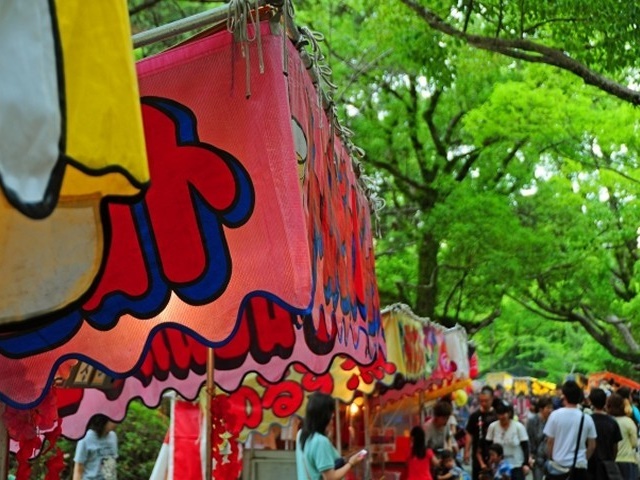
[0,21,384,416]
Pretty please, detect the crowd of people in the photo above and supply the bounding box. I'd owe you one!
[452,380,640,480]
[295,379,640,480]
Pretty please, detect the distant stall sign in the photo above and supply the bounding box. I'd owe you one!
[63,361,120,391]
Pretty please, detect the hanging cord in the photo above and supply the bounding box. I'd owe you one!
[281,0,294,75]
[227,0,265,98]
[297,26,337,103]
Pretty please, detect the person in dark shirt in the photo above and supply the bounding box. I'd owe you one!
[587,388,622,479]
[551,386,563,410]
[526,395,553,480]
[464,386,498,480]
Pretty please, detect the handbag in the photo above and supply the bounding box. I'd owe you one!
[544,459,571,477]
[544,412,584,480]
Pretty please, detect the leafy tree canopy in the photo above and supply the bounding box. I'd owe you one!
[126,0,640,378]
[398,0,640,105]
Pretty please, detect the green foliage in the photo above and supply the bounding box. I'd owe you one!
[125,0,640,377]
[308,0,640,367]
[117,401,169,480]
[473,298,637,384]
[418,0,640,79]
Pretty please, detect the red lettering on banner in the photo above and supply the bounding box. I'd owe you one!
[248,297,296,361]
[261,380,305,418]
[136,329,207,386]
[84,204,149,311]
[226,386,263,430]
[294,364,334,393]
[143,105,237,283]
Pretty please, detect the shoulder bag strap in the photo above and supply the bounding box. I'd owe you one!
[571,413,585,471]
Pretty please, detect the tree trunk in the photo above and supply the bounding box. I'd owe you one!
[415,231,439,320]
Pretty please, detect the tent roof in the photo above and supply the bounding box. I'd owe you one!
[588,371,640,391]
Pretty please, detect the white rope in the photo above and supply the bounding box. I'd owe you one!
[227,0,265,97]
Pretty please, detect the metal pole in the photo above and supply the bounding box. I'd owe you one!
[130,0,333,114]
[131,0,282,49]
[363,396,371,480]
[132,3,233,49]
[205,348,215,480]
[334,398,342,453]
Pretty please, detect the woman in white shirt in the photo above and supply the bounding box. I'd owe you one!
[486,399,530,480]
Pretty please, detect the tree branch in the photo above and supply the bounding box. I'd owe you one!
[129,0,163,16]
[496,0,504,38]
[446,308,502,334]
[393,281,412,305]
[523,17,589,35]
[423,89,448,159]
[552,146,640,186]
[399,0,640,106]
[453,150,481,182]
[365,157,426,200]
[462,0,473,33]
[443,269,468,320]
[570,308,640,364]
[519,0,525,38]
[407,76,433,183]
[493,138,528,183]
[602,314,640,352]
[444,110,466,144]
[506,293,568,322]
[508,294,640,365]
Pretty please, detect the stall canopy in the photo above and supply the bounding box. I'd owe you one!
[56,335,395,441]
[485,372,514,390]
[58,302,470,442]
[1,0,383,412]
[371,303,472,407]
[588,371,640,391]
[55,303,468,480]
[0,7,387,471]
[512,377,557,396]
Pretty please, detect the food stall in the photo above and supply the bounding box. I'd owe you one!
[366,304,473,479]
[484,373,555,396]
[588,371,640,391]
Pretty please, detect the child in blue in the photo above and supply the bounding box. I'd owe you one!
[436,450,469,480]
[488,443,513,480]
